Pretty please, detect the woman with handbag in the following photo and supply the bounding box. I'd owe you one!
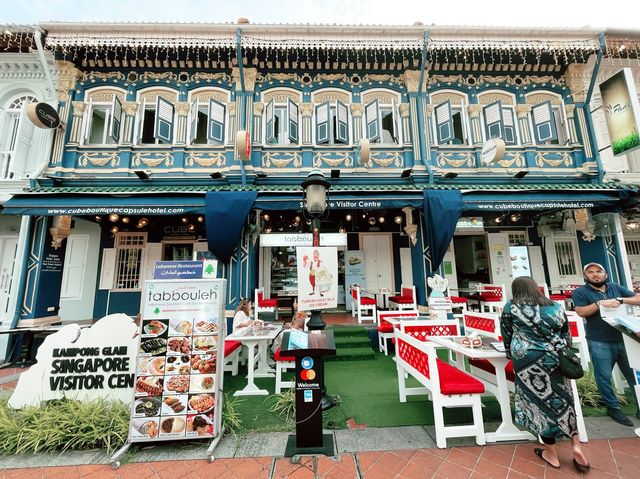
[500,276,590,472]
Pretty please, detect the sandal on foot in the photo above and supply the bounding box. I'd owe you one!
[534,448,560,469]
[573,458,591,472]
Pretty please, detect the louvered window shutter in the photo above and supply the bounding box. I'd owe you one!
[435,101,454,143]
[365,100,380,142]
[532,101,558,143]
[189,99,198,144]
[315,102,330,144]
[483,101,504,140]
[110,95,123,143]
[335,100,349,144]
[288,99,299,143]
[208,99,226,143]
[136,99,145,144]
[265,100,275,143]
[503,108,516,144]
[154,96,174,143]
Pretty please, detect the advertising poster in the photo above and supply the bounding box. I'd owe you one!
[296,247,338,311]
[509,246,531,279]
[128,278,226,443]
[599,68,640,156]
[344,251,366,311]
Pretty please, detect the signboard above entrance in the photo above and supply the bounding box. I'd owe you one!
[259,233,347,247]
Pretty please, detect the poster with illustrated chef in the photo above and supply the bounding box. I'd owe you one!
[296,247,338,311]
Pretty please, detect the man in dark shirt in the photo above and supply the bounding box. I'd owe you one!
[573,262,640,426]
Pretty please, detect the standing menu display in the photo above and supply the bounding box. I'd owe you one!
[128,279,226,443]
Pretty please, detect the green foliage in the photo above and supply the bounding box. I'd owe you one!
[221,393,243,437]
[267,386,296,422]
[0,397,129,455]
[612,129,640,155]
[576,370,627,409]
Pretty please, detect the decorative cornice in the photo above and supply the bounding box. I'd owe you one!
[71,101,86,116]
[563,64,590,103]
[350,104,364,117]
[122,101,139,116]
[232,67,258,91]
[300,103,314,117]
[403,70,426,93]
[175,101,190,116]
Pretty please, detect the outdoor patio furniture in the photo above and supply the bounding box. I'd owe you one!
[377,310,419,355]
[255,287,278,321]
[223,340,243,376]
[449,295,469,322]
[350,285,377,324]
[476,284,505,313]
[274,347,295,393]
[394,330,486,449]
[388,285,417,311]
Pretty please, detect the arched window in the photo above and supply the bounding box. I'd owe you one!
[188,88,229,146]
[263,88,301,145]
[525,92,569,146]
[431,91,469,146]
[135,88,179,145]
[362,89,402,144]
[478,91,519,146]
[0,94,37,180]
[83,88,125,145]
[312,89,351,146]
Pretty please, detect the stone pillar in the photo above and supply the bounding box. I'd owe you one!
[231,67,258,133]
[174,102,189,145]
[467,104,484,147]
[425,104,434,146]
[253,102,264,144]
[399,103,411,146]
[516,104,533,146]
[564,64,590,155]
[350,103,364,143]
[564,104,580,146]
[51,61,82,165]
[122,101,139,146]
[301,103,314,145]
[403,70,428,163]
[227,102,236,146]
[68,101,86,145]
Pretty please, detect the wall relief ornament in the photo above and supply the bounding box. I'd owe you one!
[87,89,126,103]
[536,151,573,167]
[132,152,174,168]
[313,152,353,168]
[402,70,427,93]
[140,90,178,103]
[81,71,126,82]
[370,151,404,168]
[139,71,177,83]
[428,74,565,88]
[350,104,364,116]
[262,90,302,104]
[361,91,398,104]
[232,67,258,91]
[563,64,590,103]
[361,73,403,86]
[185,152,226,167]
[191,90,229,104]
[262,152,302,168]
[478,92,514,105]
[253,102,265,115]
[437,151,476,168]
[300,103,314,117]
[78,151,119,167]
[313,90,350,104]
[496,152,525,168]
[431,92,466,105]
[399,103,410,117]
[72,101,87,116]
[174,102,190,116]
[123,101,139,116]
[191,72,231,83]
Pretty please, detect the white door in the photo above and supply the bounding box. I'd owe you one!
[547,233,583,287]
[139,243,163,311]
[528,246,546,286]
[399,247,413,287]
[361,234,394,292]
[486,232,513,295]
[443,241,458,293]
[0,236,18,324]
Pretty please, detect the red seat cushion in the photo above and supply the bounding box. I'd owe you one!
[450,296,468,304]
[360,297,376,305]
[377,324,394,333]
[468,358,515,382]
[224,340,242,357]
[389,295,413,304]
[549,294,566,301]
[259,299,278,308]
[436,359,486,395]
[274,347,295,362]
[480,294,502,302]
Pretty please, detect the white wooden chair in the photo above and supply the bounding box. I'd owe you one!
[476,284,506,313]
[394,330,486,448]
[274,347,295,393]
[350,285,377,324]
[223,340,243,376]
[254,287,278,321]
[377,310,419,355]
[388,285,417,311]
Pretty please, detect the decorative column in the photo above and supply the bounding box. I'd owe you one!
[564,104,580,145]
[403,70,427,163]
[231,67,258,133]
[227,102,236,145]
[399,103,411,146]
[564,64,591,158]
[122,101,139,145]
[516,104,533,146]
[467,104,484,147]
[253,102,264,144]
[350,103,364,143]
[51,61,81,165]
[425,104,434,146]
[68,101,86,145]
[174,102,189,145]
[301,103,314,145]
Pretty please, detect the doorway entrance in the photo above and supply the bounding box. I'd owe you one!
[452,235,490,288]
[0,236,18,325]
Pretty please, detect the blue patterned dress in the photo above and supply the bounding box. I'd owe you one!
[500,301,578,439]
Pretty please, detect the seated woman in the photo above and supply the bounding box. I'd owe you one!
[271,311,307,354]
[232,299,256,332]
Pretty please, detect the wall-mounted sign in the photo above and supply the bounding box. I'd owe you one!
[259,233,347,247]
[480,138,506,164]
[456,217,484,230]
[153,261,217,279]
[9,314,138,408]
[26,102,60,129]
[599,68,640,156]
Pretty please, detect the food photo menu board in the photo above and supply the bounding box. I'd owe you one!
[128,279,226,443]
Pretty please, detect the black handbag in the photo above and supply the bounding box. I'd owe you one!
[557,347,584,380]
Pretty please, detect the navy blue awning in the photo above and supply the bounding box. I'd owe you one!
[424,190,463,272]
[462,191,622,211]
[205,191,257,263]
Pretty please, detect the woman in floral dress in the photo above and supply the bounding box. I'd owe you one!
[500,276,590,472]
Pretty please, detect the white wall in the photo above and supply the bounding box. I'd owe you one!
[59,218,101,321]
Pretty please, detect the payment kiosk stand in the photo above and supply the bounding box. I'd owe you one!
[281,330,336,458]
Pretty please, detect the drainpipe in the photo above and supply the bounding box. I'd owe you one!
[416,30,434,184]
[236,28,247,186]
[584,32,606,182]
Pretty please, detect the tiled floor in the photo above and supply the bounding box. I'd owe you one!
[3,437,639,478]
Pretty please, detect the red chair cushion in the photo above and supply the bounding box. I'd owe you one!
[480,294,502,302]
[224,340,242,357]
[436,359,486,395]
[274,347,295,362]
[377,324,394,333]
[360,297,376,305]
[468,358,515,382]
[450,296,468,304]
[549,294,566,301]
[389,295,413,304]
[258,299,278,308]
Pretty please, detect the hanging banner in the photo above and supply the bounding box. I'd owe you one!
[599,68,640,156]
[344,251,366,312]
[127,278,226,443]
[296,247,338,311]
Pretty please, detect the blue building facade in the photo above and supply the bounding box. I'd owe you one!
[1,22,634,328]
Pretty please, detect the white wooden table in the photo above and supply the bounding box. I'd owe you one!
[428,336,536,443]
[226,323,282,396]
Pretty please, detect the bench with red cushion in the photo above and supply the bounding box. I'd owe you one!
[274,347,295,362]
[450,296,468,304]
[224,340,242,357]
[359,296,376,305]
[468,358,515,382]
[550,294,567,301]
[388,295,414,304]
[436,359,486,395]
[257,290,278,308]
